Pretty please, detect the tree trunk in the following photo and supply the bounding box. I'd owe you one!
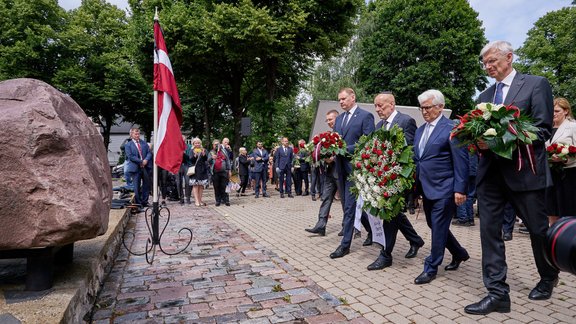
[230,68,245,158]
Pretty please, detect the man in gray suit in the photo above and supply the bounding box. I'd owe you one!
[366,92,425,270]
[465,41,559,315]
[305,109,340,236]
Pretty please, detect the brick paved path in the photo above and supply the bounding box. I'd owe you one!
[218,191,576,323]
[93,189,576,323]
[91,194,368,323]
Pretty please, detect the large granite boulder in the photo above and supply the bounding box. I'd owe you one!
[0,78,112,250]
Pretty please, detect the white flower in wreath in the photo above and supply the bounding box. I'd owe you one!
[483,128,497,137]
[368,176,375,185]
[482,111,492,120]
[477,102,489,112]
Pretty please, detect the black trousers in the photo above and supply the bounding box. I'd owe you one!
[477,165,559,298]
[239,174,249,193]
[212,171,229,203]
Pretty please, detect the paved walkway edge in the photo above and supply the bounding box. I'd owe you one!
[61,208,130,324]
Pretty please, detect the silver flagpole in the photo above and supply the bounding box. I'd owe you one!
[151,8,160,246]
[122,7,192,264]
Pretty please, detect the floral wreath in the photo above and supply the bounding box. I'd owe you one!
[351,125,415,221]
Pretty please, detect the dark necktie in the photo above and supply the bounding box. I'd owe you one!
[342,112,351,129]
[494,82,505,104]
[382,120,389,130]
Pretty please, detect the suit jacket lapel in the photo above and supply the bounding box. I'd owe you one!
[552,119,569,143]
[421,116,446,157]
[342,109,357,138]
[504,73,525,105]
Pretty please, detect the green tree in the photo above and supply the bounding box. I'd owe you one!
[0,0,66,81]
[53,0,148,150]
[128,0,362,154]
[516,7,576,104]
[357,0,486,114]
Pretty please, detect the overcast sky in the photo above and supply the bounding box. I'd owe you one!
[59,0,571,50]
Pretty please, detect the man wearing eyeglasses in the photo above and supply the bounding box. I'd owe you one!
[412,89,470,285]
[464,41,558,315]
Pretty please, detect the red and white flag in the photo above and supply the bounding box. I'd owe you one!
[153,19,185,174]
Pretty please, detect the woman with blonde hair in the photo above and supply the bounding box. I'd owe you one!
[545,97,576,225]
[189,137,209,207]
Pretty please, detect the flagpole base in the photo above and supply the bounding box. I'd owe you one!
[122,202,193,264]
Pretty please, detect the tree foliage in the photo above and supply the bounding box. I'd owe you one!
[516,6,576,104]
[0,0,66,81]
[128,0,362,153]
[53,0,148,149]
[356,0,487,115]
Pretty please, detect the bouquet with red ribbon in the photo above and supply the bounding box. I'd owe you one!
[305,131,347,167]
[546,142,576,170]
[451,102,539,173]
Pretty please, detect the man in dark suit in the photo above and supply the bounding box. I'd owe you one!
[465,41,559,315]
[296,139,311,196]
[274,137,294,198]
[305,109,341,236]
[329,88,375,258]
[366,92,425,270]
[251,141,270,198]
[125,127,152,211]
[413,89,470,285]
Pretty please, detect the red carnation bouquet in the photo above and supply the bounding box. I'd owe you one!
[546,142,576,170]
[305,131,347,167]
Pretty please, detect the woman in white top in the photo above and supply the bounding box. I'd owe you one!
[545,97,576,225]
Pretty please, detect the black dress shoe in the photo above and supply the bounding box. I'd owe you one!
[312,195,317,201]
[528,278,558,300]
[215,202,221,206]
[303,191,309,196]
[409,207,415,215]
[263,193,270,198]
[444,254,470,271]
[280,193,285,198]
[464,295,511,315]
[367,253,392,270]
[225,202,230,206]
[503,232,513,241]
[255,194,259,198]
[405,244,422,258]
[337,229,344,236]
[362,234,372,246]
[414,272,436,285]
[305,226,326,236]
[288,194,294,198]
[329,246,350,259]
[353,229,361,239]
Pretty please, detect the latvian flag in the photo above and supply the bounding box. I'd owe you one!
[153,19,185,174]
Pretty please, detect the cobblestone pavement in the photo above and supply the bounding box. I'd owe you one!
[218,190,576,324]
[91,191,369,323]
[93,188,576,323]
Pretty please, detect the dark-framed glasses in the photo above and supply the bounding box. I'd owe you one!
[419,104,437,111]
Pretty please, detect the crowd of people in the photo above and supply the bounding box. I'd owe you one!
[121,40,575,316]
